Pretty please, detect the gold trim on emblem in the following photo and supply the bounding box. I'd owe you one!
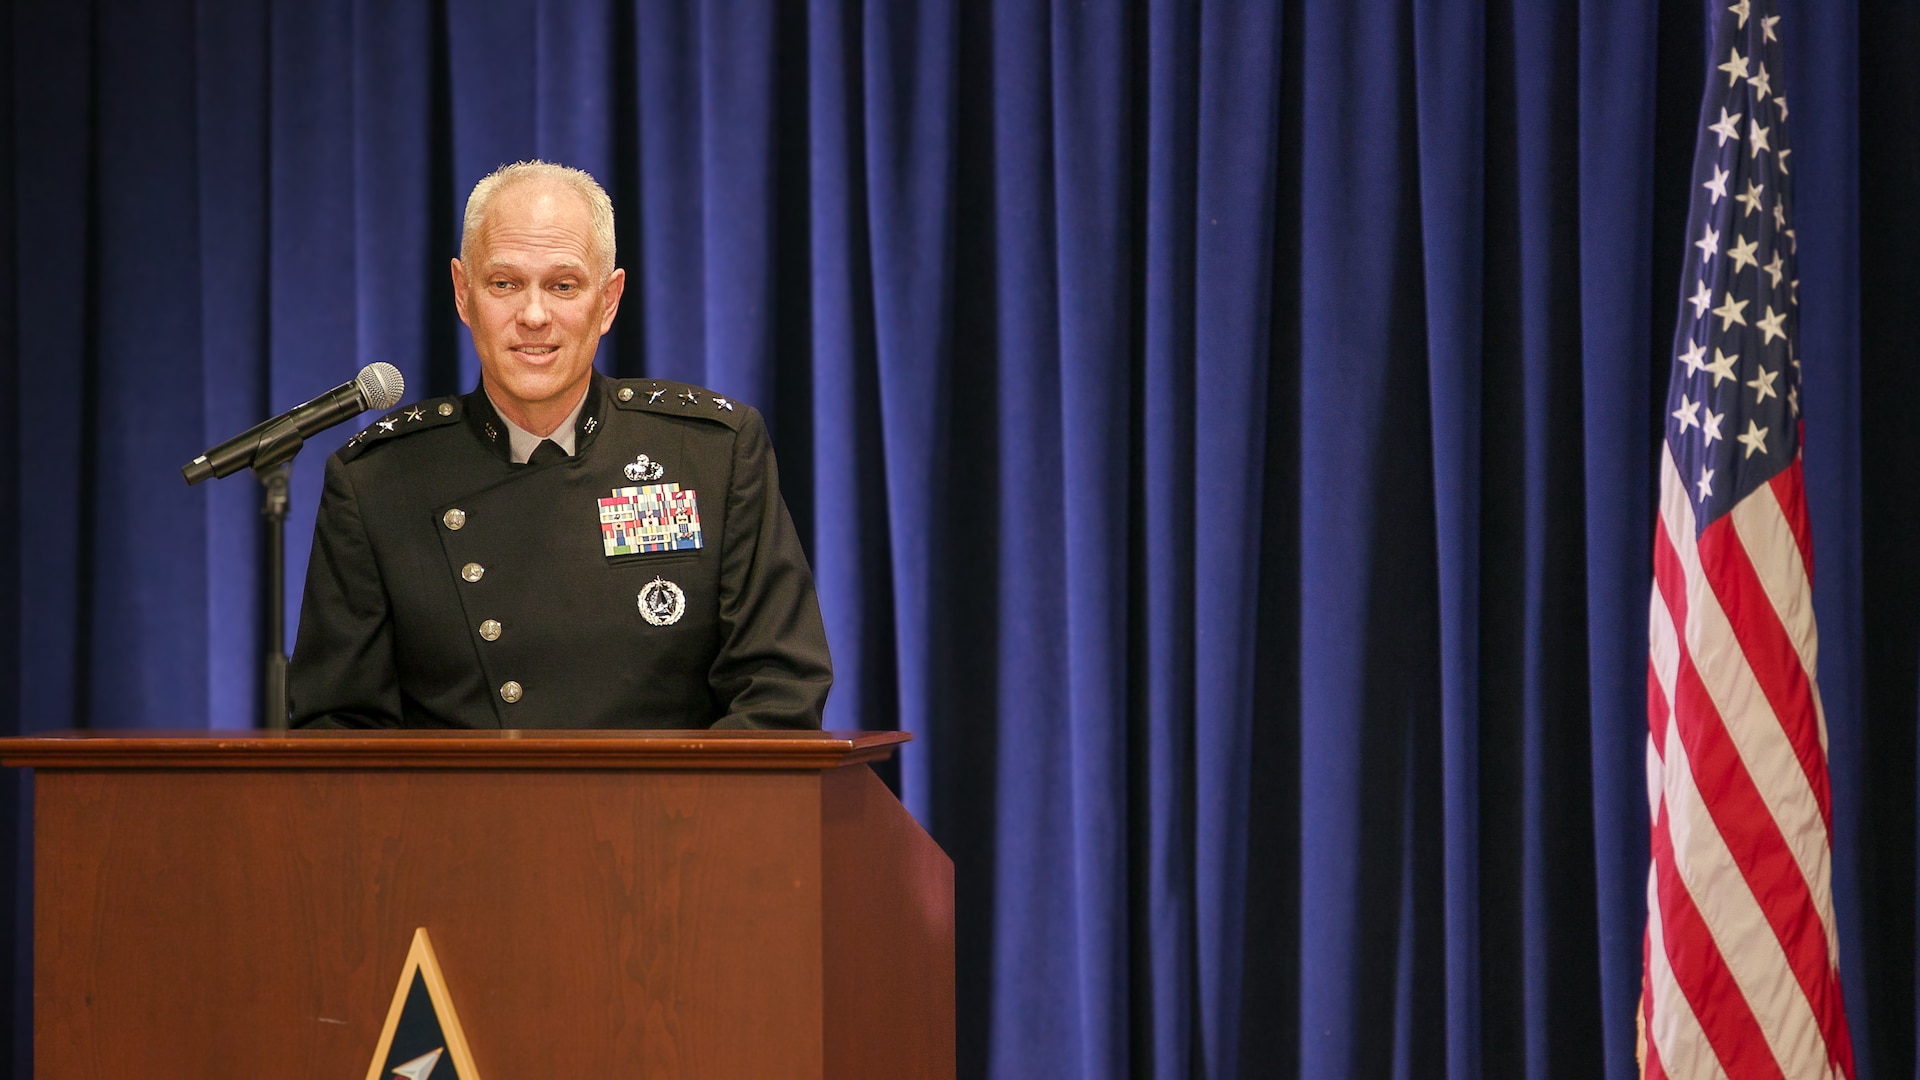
[361,928,484,1080]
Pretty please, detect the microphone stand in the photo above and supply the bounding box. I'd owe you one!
[258,461,292,730]
[250,414,306,731]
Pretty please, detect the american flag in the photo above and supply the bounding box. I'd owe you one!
[1643,2,1855,1077]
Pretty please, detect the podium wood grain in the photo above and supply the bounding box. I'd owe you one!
[8,731,952,1079]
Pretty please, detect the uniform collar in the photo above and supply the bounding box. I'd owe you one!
[463,373,610,463]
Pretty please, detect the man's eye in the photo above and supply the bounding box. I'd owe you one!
[489,280,514,290]
[553,282,577,294]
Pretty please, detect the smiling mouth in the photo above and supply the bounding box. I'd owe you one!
[512,345,560,357]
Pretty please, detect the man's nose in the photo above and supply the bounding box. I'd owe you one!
[517,290,551,327]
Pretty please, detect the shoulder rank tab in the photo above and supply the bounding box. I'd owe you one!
[339,398,462,461]
[609,380,750,430]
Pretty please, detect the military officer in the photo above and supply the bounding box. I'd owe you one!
[287,161,831,729]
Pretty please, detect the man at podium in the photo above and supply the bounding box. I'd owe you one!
[287,161,831,730]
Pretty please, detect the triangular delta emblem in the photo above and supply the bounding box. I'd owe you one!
[362,928,483,1080]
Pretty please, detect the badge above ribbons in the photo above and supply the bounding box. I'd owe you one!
[624,453,663,482]
[363,928,484,1080]
[598,483,703,557]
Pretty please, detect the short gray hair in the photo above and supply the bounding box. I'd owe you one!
[460,160,617,282]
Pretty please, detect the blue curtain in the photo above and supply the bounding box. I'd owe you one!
[4,1,1914,1078]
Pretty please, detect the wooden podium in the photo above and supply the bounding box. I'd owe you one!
[0,729,954,1078]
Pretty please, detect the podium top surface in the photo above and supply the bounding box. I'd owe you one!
[0,728,909,771]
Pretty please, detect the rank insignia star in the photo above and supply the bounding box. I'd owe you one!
[403,406,425,422]
[679,390,700,406]
[713,396,734,411]
[377,417,398,432]
[647,387,667,403]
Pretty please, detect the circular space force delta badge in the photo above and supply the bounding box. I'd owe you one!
[638,577,686,626]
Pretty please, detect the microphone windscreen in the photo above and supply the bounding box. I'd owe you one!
[357,362,406,410]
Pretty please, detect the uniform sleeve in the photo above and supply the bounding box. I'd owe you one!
[707,407,833,729]
[287,454,405,728]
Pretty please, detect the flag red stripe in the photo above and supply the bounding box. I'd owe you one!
[1694,513,1833,830]
[1652,521,1838,1065]
[1650,796,1787,1080]
[1828,975,1858,1076]
[1768,448,1814,586]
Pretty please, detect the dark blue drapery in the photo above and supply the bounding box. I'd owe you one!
[5,2,1916,1078]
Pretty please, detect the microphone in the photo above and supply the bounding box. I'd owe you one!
[182,363,406,485]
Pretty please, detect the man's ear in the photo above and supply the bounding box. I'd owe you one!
[598,268,626,334]
[450,258,473,327]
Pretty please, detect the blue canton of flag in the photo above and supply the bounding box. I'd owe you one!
[1665,3,1798,532]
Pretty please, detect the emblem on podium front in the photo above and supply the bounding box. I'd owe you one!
[363,928,484,1080]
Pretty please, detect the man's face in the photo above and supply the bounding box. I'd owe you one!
[451,180,625,430]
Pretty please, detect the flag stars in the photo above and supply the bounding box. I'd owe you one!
[1719,47,1749,87]
[1712,293,1749,331]
[1672,395,1703,432]
[1705,348,1740,386]
[1680,339,1708,374]
[1708,112,1742,150]
[1704,164,1732,203]
[1665,15,1801,516]
[1727,234,1760,273]
[1756,306,1789,345]
[1695,224,1721,260]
